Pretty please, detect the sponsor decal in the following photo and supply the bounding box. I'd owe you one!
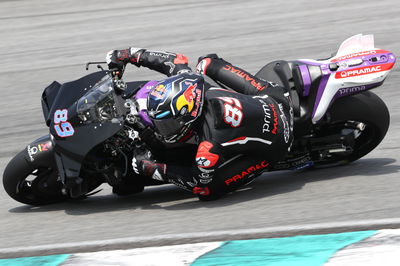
[27,145,34,162]
[272,155,312,170]
[338,85,367,96]
[225,160,269,186]
[168,178,191,191]
[335,63,394,79]
[198,167,214,174]
[269,103,278,135]
[191,88,202,118]
[331,49,389,62]
[106,50,114,64]
[223,65,266,91]
[27,142,51,162]
[186,176,199,187]
[199,172,213,184]
[149,52,170,59]
[257,99,272,134]
[278,104,290,143]
[218,97,243,128]
[196,58,211,75]
[293,161,314,170]
[196,157,211,167]
[221,136,272,146]
[150,84,169,99]
[132,157,139,174]
[176,83,198,114]
[196,141,220,168]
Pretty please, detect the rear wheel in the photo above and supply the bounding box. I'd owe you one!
[312,91,389,167]
[3,150,67,205]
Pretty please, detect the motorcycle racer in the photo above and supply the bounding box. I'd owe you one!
[106,48,294,200]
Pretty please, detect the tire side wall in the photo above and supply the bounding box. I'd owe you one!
[326,91,390,161]
[328,91,390,138]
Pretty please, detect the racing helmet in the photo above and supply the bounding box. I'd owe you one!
[147,73,205,143]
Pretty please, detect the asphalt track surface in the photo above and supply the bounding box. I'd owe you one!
[1,0,400,257]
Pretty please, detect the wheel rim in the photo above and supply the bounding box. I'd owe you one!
[16,167,61,202]
[314,120,379,165]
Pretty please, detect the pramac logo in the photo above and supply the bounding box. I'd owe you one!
[335,63,394,79]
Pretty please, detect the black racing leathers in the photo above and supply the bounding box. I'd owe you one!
[123,48,293,199]
[114,48,192,76]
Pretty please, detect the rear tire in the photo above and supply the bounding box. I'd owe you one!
[3,149,67,205]
[313,91,389,166]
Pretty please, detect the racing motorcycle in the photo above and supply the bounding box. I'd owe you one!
[3,34,396,205]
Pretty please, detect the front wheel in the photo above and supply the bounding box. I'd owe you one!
[3,149,67,205]
[312,91,390,166]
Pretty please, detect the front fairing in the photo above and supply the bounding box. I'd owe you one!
[48,71,126,185]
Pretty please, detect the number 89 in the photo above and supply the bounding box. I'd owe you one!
[54,109,74,137]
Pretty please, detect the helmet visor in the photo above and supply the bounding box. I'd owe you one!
[152,116,186,138]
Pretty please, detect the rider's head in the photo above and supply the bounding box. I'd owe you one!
[147,73,205,143]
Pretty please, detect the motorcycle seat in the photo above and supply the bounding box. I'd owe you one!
[255,60,300,117]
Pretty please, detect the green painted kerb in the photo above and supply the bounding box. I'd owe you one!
[0,254,70,266]
[192,230,377,266]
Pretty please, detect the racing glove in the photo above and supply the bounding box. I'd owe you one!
[106,48,145,77]
[196,53,220,75]
[132,147,167,182]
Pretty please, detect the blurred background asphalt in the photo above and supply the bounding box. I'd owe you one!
[0,0,399,252]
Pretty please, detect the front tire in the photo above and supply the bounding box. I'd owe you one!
[3,149,67,205]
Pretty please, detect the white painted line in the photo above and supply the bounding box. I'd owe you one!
[326,229,400,266]
[1,218,400,258]
[62,242,222,266]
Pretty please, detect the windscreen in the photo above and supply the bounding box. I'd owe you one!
[77,75,122,123]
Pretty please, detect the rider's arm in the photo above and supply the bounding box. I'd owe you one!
[131,139,219,196]
[107,48,192,77]
[131,146,195,192]
[196,54,271,95]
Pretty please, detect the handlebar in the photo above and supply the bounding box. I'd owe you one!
[85,61,107,71]
[85,61,127,93]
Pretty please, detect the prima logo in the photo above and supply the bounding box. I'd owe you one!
[258,99,272,134]
[338,85,366,95]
